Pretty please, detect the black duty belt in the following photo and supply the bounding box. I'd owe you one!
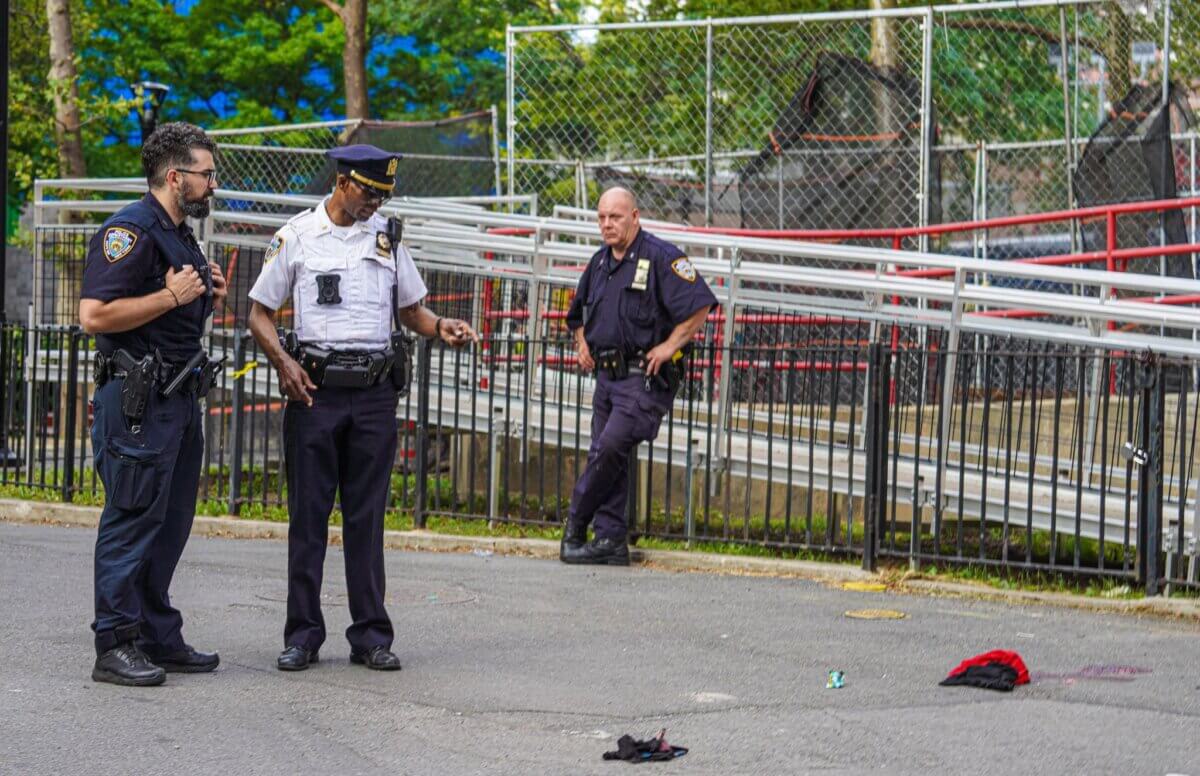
[295,344,392,389]
[94,348,224,432]
[94,348,223,398]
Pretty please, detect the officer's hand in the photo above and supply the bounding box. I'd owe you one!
[277,356,316,407]
[165,266,206,307]
[209,261,228,305]
[643,343,676,376]
[576,339,595,373]
[439,318,479,348]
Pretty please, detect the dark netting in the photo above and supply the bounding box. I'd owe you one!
[590,166,707,224]
[1074,82,1196,278]
[735,52,938,231]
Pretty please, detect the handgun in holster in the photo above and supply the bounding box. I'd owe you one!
[642,350,685,394]
[594,347,628,379]
[120,352,161,431]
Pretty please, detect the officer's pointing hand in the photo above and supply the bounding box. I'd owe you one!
[643,343,676,376]
[165,266,206,307]
[277,357,316,407]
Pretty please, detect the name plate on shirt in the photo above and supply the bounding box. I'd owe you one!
[631,258,651,291]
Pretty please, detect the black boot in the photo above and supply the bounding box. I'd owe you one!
[561,536,630,566]
[143,645,220,674]
[559,522,588,562]
[92,643,166,687]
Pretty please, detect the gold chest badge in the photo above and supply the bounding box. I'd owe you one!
[376,231,392,257]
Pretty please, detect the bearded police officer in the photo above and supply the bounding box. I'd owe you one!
[247,145,476,672]
[561,187,717,566]
[80,122,228,686]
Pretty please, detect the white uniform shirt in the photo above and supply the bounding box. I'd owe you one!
[248,199,428,350]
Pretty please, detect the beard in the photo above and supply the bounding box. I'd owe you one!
[176,178,211,219]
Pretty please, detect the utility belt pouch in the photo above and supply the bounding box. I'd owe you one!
[120,353,159,427]
[389,331,414,396]
[594,347,628,379]
[297,345,333,386]
[320,351,376,389]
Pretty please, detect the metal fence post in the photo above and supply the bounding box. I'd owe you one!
[505,25,516,207]
[863,341,884,572]
[227,332,247,516]
[61,328,80,503]
[413,337,434,529]
[918,8,934,253]
[626,446,639,536]
[1136,352,1165,595]
[1059,5,1078,253]
[704,18,714,227]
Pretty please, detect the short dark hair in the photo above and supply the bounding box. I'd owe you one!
[141,122,216,187]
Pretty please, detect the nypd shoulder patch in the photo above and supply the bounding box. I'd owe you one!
[265,234,284,263]
[670,256,697,283]
[103,227,138,263]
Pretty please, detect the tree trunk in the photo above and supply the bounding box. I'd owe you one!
[870,0,898,71]
[46,0,86,179]
[341,0,369,120]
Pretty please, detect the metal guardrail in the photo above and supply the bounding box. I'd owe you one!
[22,183,1200,592]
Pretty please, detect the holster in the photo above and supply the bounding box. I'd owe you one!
[196,357,225,398]
[642,355,684,394]
[389,331,414,396]
[119,352,161,428]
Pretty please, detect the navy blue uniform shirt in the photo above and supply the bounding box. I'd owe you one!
[566,229,717,353]
[81,194,212,363]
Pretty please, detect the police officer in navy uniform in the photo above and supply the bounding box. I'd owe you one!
[247,145,477,672]
[561,187,717,565]
[80,122,228,686]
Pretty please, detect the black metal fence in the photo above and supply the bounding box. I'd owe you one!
[2,318,1196,595]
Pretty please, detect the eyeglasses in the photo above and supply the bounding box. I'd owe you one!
[350,178,391,204]
[174,168,218,185]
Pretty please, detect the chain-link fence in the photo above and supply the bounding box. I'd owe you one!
[509,0,1198,256]
[211,110,501,206]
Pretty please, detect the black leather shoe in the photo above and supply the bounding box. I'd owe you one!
[145,645,219,673]
[92,643,166,687]
[276,645,319,671]
[561,536,630,566]
[350,645,402,671]
[559,522,588,562]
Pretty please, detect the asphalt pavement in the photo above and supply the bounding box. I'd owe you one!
[1,521,1197,776]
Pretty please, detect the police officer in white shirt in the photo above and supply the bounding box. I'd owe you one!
[247,145,476,673]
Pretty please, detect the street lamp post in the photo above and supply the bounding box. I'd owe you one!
[132,81,171,141]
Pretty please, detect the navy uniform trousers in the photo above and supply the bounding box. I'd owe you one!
[91,379,204,656]
[282,381,398,653]
[569,374,672,541]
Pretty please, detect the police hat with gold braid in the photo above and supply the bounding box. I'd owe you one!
[327,144,400,194]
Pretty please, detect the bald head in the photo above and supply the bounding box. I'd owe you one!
[598,186,637,211]
[597,186,640,257]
